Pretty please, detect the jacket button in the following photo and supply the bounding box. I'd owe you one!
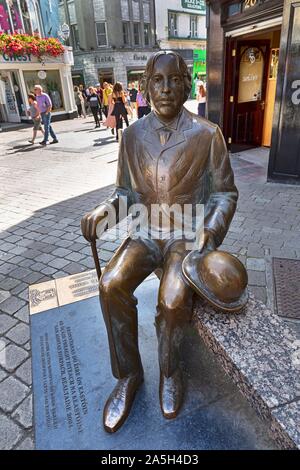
[160,176,166,182]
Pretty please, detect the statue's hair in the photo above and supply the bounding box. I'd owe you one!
[140,51,192,103]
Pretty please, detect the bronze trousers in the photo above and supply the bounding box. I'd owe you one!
[99,237,194,379]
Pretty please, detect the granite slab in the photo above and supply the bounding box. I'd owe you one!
[193,295,300,449]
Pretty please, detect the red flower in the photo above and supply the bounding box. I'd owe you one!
[0,33,64,59]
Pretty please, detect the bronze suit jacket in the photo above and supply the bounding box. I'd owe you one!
[105,107,238,248]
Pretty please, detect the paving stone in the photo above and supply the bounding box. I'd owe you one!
[0,344,28,373]
[6,323,30,346]
[247,258,266,272]
[52,247,72,258]
[18,289,29,302]
[48,258,70,269]
[63,262,87,275]
[23,272,45,285]
[34,253,56,264]
[0,263,15,275]
[0,314,18,335]
[0,296,26,315]
[15,358,32,385]
[13,306,29,324]
[8,267,32,281]
[54,239,74,248]
[247,270,266,287]
[12,395,32,429]
[41,266,57,276]
[0,290,10,304]
[15,436,34,450]
[0,376,29,412]
[65,252,86,262]
[0,413,23,450]
[0,368,8,382]
[0,277,21,290]
[250,286,267,304]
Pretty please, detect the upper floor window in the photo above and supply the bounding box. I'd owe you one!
[96,21,107,47]
[132,0,140,21]
[123,21,130,46]
[168,12,177,37]
[133,22,140,45]
[190,15,198,38]
[144,23,150,46]
[70,23,80,50]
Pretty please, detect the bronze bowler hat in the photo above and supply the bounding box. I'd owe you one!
[182,250,248,313]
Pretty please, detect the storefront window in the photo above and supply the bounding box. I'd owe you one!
[0,0,12,33]
[0,1,43,35]
[20,0,31,33]
[23,70,65,112]
[8,0,24,33]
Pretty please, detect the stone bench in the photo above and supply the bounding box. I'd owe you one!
[30,270,300,449]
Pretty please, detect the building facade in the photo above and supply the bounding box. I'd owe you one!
[155,0,207,94]
[205,0,300,183]
[58,0,158,87]
[0,0,76,124]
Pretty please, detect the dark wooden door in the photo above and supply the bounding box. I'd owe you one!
[224,39,270,152]
[234,41,270,147]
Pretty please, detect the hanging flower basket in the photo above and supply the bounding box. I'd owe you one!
[0,33,65,61]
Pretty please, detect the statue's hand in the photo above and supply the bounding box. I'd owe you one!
[199,230,216,253]
[81,206,108,242]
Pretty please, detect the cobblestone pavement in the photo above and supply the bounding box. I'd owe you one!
[0,115,300,449]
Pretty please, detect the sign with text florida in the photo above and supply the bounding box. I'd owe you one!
[182,0,206,12]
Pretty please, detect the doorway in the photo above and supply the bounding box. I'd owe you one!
[10,71,26,119]
[98,69,114,86]
[224,27,281,153]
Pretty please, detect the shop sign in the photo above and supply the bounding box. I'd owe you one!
[94,56,115,64]
[1,53,32,63]
[181,0,206,13]
[133,54,148,61]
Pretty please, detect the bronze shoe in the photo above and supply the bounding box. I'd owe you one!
[103,371,144,433]
[159,369,183,420]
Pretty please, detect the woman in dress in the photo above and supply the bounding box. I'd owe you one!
[111,82,129,141]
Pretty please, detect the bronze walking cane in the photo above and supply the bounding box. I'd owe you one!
[91,240,102,281]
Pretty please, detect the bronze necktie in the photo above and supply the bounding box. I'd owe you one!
[159,128,172,146]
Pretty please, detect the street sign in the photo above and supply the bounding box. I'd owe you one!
[181,0,206,13]
[59,23,70,42]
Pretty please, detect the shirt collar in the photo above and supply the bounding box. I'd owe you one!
[151,110,183,131]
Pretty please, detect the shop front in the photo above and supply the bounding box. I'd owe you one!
[0,47,77,124]
[206,0,300,183]
[73,50,156,90]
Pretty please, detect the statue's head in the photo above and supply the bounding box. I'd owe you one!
[141,51,192,121]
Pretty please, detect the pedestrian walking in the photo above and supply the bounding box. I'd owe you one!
[74,86,85,118]
[103,88,116,136]
[111,82,129,141]
[79,85,88,117]
[136,86,151,119]
[96,84,104,121]
[102,82,113,118]
[27,93,44,144]
[34,85,59,146]
[129,82,138,116]
[197,82,206,118]
[87,87,102,128]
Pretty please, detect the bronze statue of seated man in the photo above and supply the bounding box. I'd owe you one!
[81,51,239,433]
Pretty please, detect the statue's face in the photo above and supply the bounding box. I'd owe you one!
[149,55,185,121]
